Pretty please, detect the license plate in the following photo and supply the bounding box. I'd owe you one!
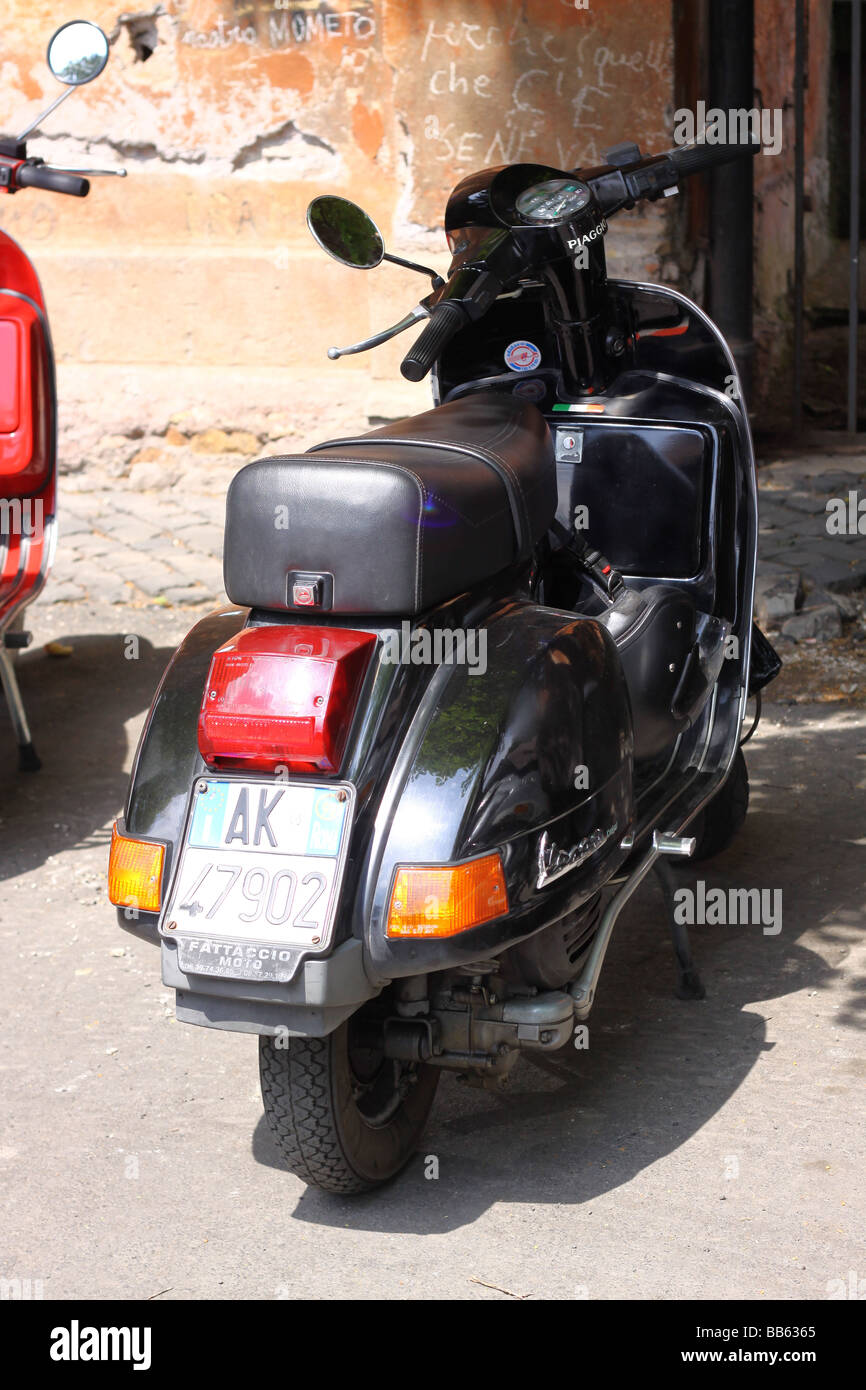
[161,778,354,980]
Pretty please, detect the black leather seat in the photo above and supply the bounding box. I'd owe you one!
[224,393,557,616]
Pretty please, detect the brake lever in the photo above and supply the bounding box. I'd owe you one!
[327,304,429,360]
[38,164,127,177]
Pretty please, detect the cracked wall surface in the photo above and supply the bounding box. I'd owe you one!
[0,0,677,381]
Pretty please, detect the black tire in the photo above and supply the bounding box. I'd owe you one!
[689,748,749,862]
[259,1011,440,1194]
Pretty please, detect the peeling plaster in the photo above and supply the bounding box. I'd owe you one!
[35,129,206,165]
[108,8,168,65]
[231,119,336,172]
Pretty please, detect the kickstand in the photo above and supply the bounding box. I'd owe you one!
[653,857,706,1000]
[0,645,41,772]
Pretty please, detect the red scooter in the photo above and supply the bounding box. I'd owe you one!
[0,20,123,770]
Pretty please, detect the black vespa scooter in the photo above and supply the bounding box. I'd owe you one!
[112,134,779,1193]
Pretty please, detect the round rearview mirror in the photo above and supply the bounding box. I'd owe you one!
[306,196,385,270]
[47,20,110,86]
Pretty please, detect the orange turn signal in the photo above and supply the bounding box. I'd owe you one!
[108,823,165,914]
[386,853,507,939]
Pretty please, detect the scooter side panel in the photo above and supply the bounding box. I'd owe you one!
[0,228,47,312]
[0,228,54,499]
[0,295,52,496]
[361,602,635,978]
[0,229,58,641]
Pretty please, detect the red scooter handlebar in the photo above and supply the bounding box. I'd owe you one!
[16,161,90,197]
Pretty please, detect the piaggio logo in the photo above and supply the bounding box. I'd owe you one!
[567,220,608,249]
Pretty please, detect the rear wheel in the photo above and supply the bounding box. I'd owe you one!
[259,1005,440,1194]
[689,747,749,861]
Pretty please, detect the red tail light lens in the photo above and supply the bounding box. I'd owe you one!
[198,625,376,775]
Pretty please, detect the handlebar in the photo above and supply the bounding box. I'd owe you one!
[379,138,764,382]
[16,161,89,197]
[587,138,761,214]
[665,139,762,177]
[400,301,467,382]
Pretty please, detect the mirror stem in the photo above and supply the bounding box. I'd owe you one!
[16,84,75,143]
[383,252,444,289]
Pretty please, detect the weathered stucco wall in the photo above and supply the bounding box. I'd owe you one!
[0,0,673,386]
[751,0,833,425]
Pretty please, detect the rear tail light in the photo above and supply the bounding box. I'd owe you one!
[198,625,376,775]
[108,824,164,914]
[386,853,508,938]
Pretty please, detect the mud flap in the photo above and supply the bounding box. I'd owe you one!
[748,621,782,694]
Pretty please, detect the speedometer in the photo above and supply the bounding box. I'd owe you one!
[515,178,593,224]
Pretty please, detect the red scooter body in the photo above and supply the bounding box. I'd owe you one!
[0,221,58,770]
[0,18,116,770]
[0,224,55,506]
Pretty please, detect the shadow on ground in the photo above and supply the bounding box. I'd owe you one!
[0,633,173,879]
[250,708,866,1234]
[2,638,864,1242]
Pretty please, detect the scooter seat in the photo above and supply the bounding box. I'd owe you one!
[224,393,557,616]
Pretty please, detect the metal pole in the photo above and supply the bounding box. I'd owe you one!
[848,0,862,433]
[709,0,755,404]
[793,0,805,435]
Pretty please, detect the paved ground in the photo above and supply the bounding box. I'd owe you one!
[1,414,865,1300]
[1,604,865,1300]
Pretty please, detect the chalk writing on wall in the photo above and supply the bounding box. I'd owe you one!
[0,0,673,243]
[404,4,673,223]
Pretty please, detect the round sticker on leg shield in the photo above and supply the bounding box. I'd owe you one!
[504,340,542,372]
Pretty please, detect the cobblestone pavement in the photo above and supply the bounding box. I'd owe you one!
[35,441,866,651]
[45,489,221,609]
[49,484,229,610]
[34,364,426,615]
[754,448,866,638]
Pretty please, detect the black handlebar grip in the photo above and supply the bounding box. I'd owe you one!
[16,163,90,197]
[400,302,466,382]
[666,140,761,178]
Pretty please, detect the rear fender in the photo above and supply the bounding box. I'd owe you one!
[117,605,249,938]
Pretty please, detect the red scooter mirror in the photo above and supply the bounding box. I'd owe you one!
[46,20,110,86]
[15,20,111,143]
